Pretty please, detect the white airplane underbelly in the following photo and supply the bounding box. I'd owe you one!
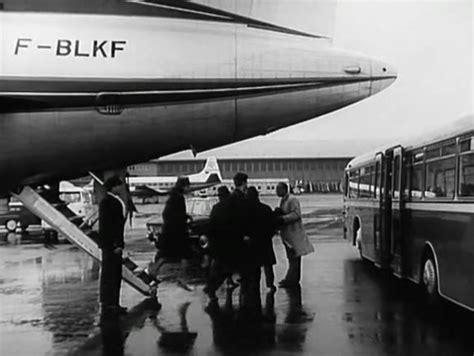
[0,11,397,191]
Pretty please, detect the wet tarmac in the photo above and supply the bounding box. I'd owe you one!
[1,194,473,356]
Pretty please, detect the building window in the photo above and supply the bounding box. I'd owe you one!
[254,162,260,172]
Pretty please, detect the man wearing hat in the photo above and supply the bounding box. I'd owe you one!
[98,176,127,315]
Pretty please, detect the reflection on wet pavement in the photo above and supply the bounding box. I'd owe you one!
[1,195,473,355]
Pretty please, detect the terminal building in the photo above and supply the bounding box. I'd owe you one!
[127,139,379,193]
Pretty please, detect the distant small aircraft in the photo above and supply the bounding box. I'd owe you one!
[127,157,222,199]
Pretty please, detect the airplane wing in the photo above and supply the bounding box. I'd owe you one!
[128,0,329,39]
[191,0,337,40]
[132,184,170,197]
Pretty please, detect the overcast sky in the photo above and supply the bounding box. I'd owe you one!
[180,0,473,160]
[266,0,473,142]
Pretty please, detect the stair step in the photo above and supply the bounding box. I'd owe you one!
[12,186,153,297]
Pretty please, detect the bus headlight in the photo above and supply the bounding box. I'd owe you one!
[199,235,209,249]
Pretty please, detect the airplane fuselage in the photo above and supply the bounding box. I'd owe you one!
[0,5,396,192]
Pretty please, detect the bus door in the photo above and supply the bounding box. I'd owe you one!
[378,149,393,269]
[390,146,404,276]
[374,152,386,267]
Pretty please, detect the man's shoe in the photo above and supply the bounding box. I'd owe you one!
[203,286,218,302]
[117,305,128,315]
[102,305,127,315]
[226,279,239,290]
[278,280,300,288]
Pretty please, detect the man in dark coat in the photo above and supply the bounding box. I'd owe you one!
[205,186,231,300]
[227,173,262,315]
[247,186,278,292]
[99,176,127,315]
[204,173,250,303]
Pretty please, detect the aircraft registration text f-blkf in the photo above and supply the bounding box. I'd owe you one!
[14,38,127,58]
[0,0,397,192]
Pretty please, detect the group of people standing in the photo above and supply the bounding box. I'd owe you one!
[97,172,314,317]
[204,172,314,314]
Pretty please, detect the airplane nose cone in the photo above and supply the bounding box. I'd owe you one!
[371,59,397,93]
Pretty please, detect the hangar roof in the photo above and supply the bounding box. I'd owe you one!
[160,138,386,161]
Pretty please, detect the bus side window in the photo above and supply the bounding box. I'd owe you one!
[410,163,423,200]
[425,156,456,199]
[374,161,380,198]
[393,155,400,199]
[344,172,349,197]
[349,169,359,198]
[459,152,474,197]
[359,166,374,198]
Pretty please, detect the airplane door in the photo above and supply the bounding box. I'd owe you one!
[390,146,404,276]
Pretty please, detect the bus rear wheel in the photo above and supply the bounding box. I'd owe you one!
[421,252,439,304]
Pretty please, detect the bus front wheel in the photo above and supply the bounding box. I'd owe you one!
[421,252,439,303]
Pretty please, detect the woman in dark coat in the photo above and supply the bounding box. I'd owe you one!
[152,177,193,290]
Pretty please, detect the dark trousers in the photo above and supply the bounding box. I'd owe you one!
[100,249,122,307]
[207,258,234,295]
[263,265,275,288]
[239,264,262,314]
[283,245,301,283]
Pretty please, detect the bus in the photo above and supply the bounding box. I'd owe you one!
[343,115,474,311]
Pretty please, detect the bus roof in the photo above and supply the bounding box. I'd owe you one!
[346,114,474,170]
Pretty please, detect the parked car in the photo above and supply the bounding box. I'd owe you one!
[3,197,41,233]
[146,196,218,258]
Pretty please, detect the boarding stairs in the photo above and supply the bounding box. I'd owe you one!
[11,186,158,298]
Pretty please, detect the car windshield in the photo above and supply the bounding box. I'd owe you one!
[190,200,210,216]
[60,192,81,204]
[188,198,216,216]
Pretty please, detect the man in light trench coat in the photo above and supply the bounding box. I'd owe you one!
[275,182,314,288]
